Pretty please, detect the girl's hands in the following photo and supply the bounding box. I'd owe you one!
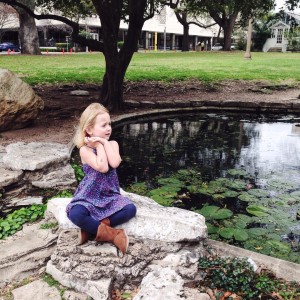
[84,136,107,147]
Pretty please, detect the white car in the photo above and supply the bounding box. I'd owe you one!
[211,43,223,51]
[231,43,238,50]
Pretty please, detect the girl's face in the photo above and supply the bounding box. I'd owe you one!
[87,112,112,140]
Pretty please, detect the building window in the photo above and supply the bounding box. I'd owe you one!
[277,28,283,43]
[271,29,276,38]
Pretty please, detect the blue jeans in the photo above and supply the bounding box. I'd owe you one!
[68,204,137,235]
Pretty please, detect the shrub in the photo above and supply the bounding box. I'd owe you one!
[117,41,124,49]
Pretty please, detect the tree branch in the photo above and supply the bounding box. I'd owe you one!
[0,0,104,51]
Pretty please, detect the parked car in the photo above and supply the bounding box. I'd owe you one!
[0,42,20,52]
[230,43,238,50]
[211,43,223,51]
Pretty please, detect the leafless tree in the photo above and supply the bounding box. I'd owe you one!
[0,3,17,42]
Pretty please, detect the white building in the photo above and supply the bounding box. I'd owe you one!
[263,11,300,52]
[2,6,220,51]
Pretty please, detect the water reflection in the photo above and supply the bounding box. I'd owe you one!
[240,123,300,186]
[112,113,300,189]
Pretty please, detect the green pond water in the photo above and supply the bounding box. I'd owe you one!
[109,112,300,264]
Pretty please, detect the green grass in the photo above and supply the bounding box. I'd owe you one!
[0,51,299,85]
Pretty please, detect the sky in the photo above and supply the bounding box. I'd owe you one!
[274,0,300,13]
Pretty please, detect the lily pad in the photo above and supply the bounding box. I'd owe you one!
[225,180,247,191]
[218,227,249,241]
[235,214,252,223]
[215,178,231,185]
[148,188,177,198]
[200,205,233,220]
[197,188,215,197]
[267,240,291,254]
[206,223,219,234]
[266,233,282,241]
[177,169,198,176]
[248,227,268,237]
[277,194,296,202]
[218,228,234,239]
[199,205,219,218]
[227,169,248,178]
[212,194,226,201]
[211,208,233,220]
[186,185,200,194]
[290,191,300,201]
[244,238,272,255]
[149,195,174,206]
[223,190,239,198]
[127,182,148,195]
[234,228,249,241]
[246,205,269,217]
[247,189,269,198]
[238,192,258,203]
[159,185,182,193]
[148,188,177,206]
[267,179,298,191]
[233,219,248,229]
[157,177,183,187]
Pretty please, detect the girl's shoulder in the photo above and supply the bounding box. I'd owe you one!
[79,145,96,165]
[79,145,95,156]
[109,140,118,145]
[108,140,119,149]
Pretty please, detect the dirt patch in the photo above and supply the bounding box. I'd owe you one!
[0,80,299,146]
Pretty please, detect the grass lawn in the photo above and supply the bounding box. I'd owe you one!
[0,51,299,86]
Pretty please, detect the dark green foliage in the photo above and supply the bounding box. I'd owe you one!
[199,257,257,298]
[0,205,46,239]
[52,190,73,198]
[198,256,300,299]
[71,163,85,182]
[286,29,300,52]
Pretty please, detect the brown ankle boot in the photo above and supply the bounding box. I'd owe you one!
[101,218,110,226]
[95,223,129,254]
[78,229,90,245]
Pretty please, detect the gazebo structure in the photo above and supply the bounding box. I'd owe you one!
[263,20,290,52]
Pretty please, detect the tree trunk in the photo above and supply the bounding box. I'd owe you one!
[100,62,126,112]
[175,11,190,52]
[222,17,237,51]
[16,1,41,55]
[182,23,190,51]
[93,0,147,112]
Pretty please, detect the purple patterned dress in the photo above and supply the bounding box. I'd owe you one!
[66,160,133,221]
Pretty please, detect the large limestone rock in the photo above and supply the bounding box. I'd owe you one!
[47,190,207,242]
[3,142,70,171]
[1,142,76,207]
[0,223,58,287]
[45,192,208,299]
[0,69,44,131]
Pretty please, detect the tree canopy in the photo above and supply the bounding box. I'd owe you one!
[186,0,276,50]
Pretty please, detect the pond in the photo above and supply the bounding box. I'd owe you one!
[108,112,300,264]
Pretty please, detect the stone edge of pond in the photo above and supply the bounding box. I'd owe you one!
[124,98,300,113]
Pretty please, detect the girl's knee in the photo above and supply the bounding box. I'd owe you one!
[68,205,89,227]
[127,203,137,219]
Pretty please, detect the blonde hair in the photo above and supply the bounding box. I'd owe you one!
[73,103,109,148]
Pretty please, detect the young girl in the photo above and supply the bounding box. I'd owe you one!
[66,103,137,254]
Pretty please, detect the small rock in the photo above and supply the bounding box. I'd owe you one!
[63,290,90,300]
[70,90,90,96]
[12,279,61,300]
